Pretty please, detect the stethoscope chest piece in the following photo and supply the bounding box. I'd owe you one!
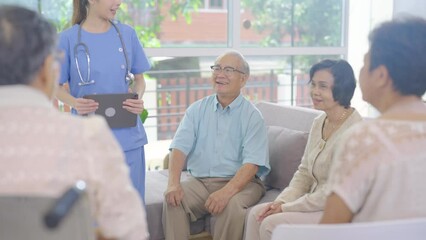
[126,71,135,85]
[78,79,95,86]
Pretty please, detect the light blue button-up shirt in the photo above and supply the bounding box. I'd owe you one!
[170,94,270,178]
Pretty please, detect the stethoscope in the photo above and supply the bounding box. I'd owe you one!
[74,19,135,86]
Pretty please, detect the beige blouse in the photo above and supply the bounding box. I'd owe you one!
[0,86,149,240]
[275,109,362,212]
[328,119,426,222]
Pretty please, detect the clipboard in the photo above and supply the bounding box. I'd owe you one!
[83,93,138,128]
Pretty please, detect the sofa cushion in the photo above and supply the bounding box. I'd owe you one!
[264,126,309,190]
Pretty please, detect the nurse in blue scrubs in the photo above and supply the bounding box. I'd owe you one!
[56,0,150,202]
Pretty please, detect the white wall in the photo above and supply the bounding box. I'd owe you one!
[347,0,393,117]
[348,0,426,117]
[393,0,426,18]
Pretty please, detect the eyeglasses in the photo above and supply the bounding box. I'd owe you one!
[210,65,245,76]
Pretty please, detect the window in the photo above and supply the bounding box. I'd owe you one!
[240,1,344,47]
[27,0,348,143]
[0,0,38,10]
[209,0,224,9]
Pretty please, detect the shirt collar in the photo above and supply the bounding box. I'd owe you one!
[0,85,53,108]
[213,93,244,112]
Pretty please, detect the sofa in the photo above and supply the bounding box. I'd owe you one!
[145,101,322,240]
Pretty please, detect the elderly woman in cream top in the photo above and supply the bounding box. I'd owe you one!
[245,59,363,240]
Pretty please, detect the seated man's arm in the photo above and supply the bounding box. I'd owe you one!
[165,148,187,207]
[205,163,258,215]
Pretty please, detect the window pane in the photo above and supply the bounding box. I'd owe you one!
[117,1,228,48]
[244,55,341,106]
[40,0,72,32]
[209,0,224,9]
[0,0,37,10]
[241,0,344,47]
[145,55,339,140]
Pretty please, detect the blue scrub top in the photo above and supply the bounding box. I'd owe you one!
[59,21,151,151]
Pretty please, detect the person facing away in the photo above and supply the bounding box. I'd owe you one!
[245,59,363,240]
[56,0,150,202]
[320,17,426,224]
[0,5,148,240]
[162,50,270,240]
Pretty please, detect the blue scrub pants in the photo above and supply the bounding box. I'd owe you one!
[124,146,145,204]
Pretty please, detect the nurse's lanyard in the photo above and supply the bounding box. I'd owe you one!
[74,20,135,86]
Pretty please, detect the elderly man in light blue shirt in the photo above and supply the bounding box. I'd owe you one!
[163,50,270,240]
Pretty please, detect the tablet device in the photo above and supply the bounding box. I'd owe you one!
[83,93,138,128]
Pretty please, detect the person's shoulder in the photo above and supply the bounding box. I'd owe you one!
[118,22,134,30]
[350,108,363,122]
[82,115,111,137]
[57,113,110,137]
[238,98,266,122]
[313,112,327,124]
[337,120,380,153]
[249,102,263,116]
[185,95,215,113]
[366,118,426,140]
[60,24,79,38]
[196,95,216,106]
[114,21,136,34]
[238,95,256,109]
[342,120,371,137]
[58,25,79,46]
[338,108,363,132]
[332,120,389,174]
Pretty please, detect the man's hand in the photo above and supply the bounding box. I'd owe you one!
[123,98,144,115]
[205,188,233,215]
[74,98,98,115]
[256,201,282,222]
[164,184,184,207]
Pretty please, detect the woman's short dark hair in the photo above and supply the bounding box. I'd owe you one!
[0,5,56,86]
[309,59,356,108]
[369,17,426,97]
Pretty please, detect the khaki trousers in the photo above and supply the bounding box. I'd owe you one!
[244,202,323,240]
[162,176,265,240]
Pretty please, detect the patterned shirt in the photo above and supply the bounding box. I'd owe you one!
[0,85,149,240]
[328,119,426,222]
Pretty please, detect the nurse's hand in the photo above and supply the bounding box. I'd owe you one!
[74,98,98,115]
[123,98,144,115]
